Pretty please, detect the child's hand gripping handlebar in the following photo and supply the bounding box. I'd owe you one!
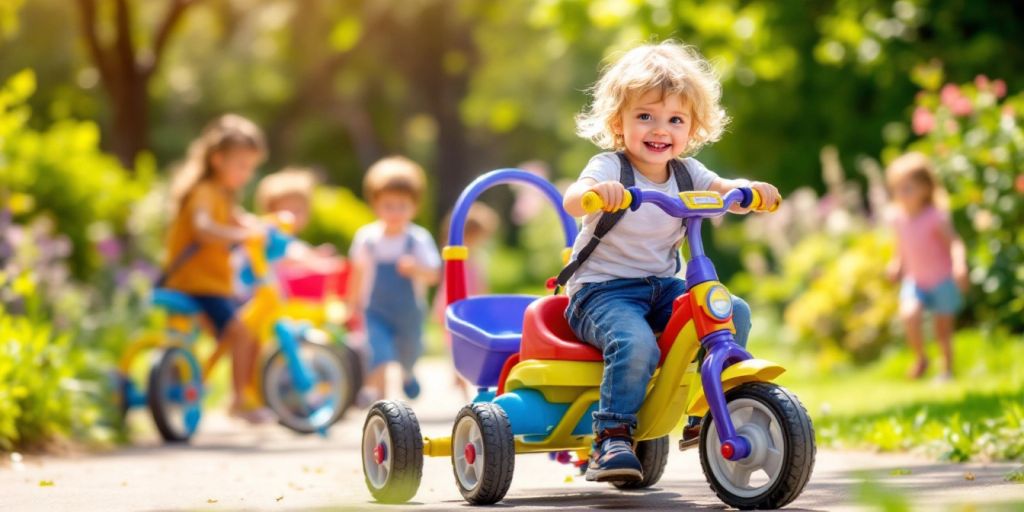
[581,187,781,217]
[581,189,633,214]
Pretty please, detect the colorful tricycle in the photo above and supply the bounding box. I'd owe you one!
[361,169,815,509]
[116,221,356,441]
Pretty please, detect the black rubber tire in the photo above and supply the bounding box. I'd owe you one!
[262,340,350,434]
[332,341,363,414]
[698,382,816,510]
[362,401,423,504]
[451,403,516,505]
[612,435,670,490]
[113,372,131,427]
[147,347,201,443]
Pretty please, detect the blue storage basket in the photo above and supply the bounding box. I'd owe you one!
[446,295,537,387]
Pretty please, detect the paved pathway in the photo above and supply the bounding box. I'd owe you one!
[2,360,1021,511]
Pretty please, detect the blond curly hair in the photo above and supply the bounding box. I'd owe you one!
[576,41,729,154]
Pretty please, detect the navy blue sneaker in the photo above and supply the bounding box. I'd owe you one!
[402,376,421,399]
[585,426,642,482]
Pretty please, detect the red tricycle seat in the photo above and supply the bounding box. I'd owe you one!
[520,295,603,362]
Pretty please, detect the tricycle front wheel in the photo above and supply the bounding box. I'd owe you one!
[147,347,203,443]
[699,382,815,510]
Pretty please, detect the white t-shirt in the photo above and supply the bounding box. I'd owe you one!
[565,152,719,297]
[349,222,441,306]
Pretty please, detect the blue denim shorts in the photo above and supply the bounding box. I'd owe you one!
[900,277,962,315]
[191,295,238,339]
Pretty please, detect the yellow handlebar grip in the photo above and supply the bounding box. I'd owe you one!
[581,191,604,214]
[750,188,781,213]
[581,190,632,214]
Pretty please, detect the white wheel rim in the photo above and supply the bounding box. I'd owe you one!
[453,416,484,491]
[705,397,785,498]
[265,344,348,430]
[363,415,392,489]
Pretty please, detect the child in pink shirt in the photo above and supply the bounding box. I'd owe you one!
[886,152,968,380]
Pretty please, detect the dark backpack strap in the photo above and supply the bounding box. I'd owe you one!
[555,152,635,290]
[670,158,694,192]
[670,158,695,272]
[155,242,201,288]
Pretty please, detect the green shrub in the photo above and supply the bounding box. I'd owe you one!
[887,68,1024,331]
[0,313,81,450]
[0,69,150,278]
[732,147,899,365]
[301,185,375,253]
[782,230,899,364]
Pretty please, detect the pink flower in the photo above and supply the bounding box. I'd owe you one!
[993,79,1007,98]
[1016,175,1024,195]
[974,74,990,90]
[951,97,973,116]
[940,83,962,109]
[912,106,935,135]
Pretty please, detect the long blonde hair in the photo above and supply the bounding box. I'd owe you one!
[170,114,266,214]
[576,41,729,155]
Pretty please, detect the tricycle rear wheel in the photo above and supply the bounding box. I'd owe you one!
[612,435,669,490]
[263,340,350,434]
[361,401,423,503]
[451,403,515,505]
[698,382,815,510]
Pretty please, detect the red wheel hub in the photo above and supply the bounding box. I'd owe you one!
[373,443,387,465]
[184,386,198,402]
[721,442,735,459]
[464,442,477,465]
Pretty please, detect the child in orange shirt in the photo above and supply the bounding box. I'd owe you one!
[164,114,269,422]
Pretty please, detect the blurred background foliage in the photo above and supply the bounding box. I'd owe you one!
[0,0,1022,452]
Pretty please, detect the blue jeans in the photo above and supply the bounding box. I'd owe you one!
[566,277,751,434]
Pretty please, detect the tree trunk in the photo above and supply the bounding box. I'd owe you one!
[108,70,149,168]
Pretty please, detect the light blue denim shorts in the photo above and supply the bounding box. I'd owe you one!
[900,277,962,315]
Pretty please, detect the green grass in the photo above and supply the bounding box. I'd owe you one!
[750,326,1024,461]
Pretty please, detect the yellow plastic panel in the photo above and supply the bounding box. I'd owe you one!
[685,358,786,415]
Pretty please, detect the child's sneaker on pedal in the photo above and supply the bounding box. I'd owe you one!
[679,416,701,450]
[586,426,642,482]
[402,375,421,400]
[679,423,701,450]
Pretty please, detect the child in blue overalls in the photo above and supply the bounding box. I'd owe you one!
[348,156,441,402]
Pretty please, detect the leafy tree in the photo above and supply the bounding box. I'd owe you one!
[73,0,198,168]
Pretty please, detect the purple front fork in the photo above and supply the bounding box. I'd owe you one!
[699,330,753,461]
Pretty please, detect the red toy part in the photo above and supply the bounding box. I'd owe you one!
[277,258,349,300]
[519,296,603,362]
[445,260,468,305]
[495,353,520,396]
[689,293,734,340]
[655,294,694,365]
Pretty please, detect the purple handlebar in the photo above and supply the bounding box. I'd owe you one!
[627,187,753,218]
